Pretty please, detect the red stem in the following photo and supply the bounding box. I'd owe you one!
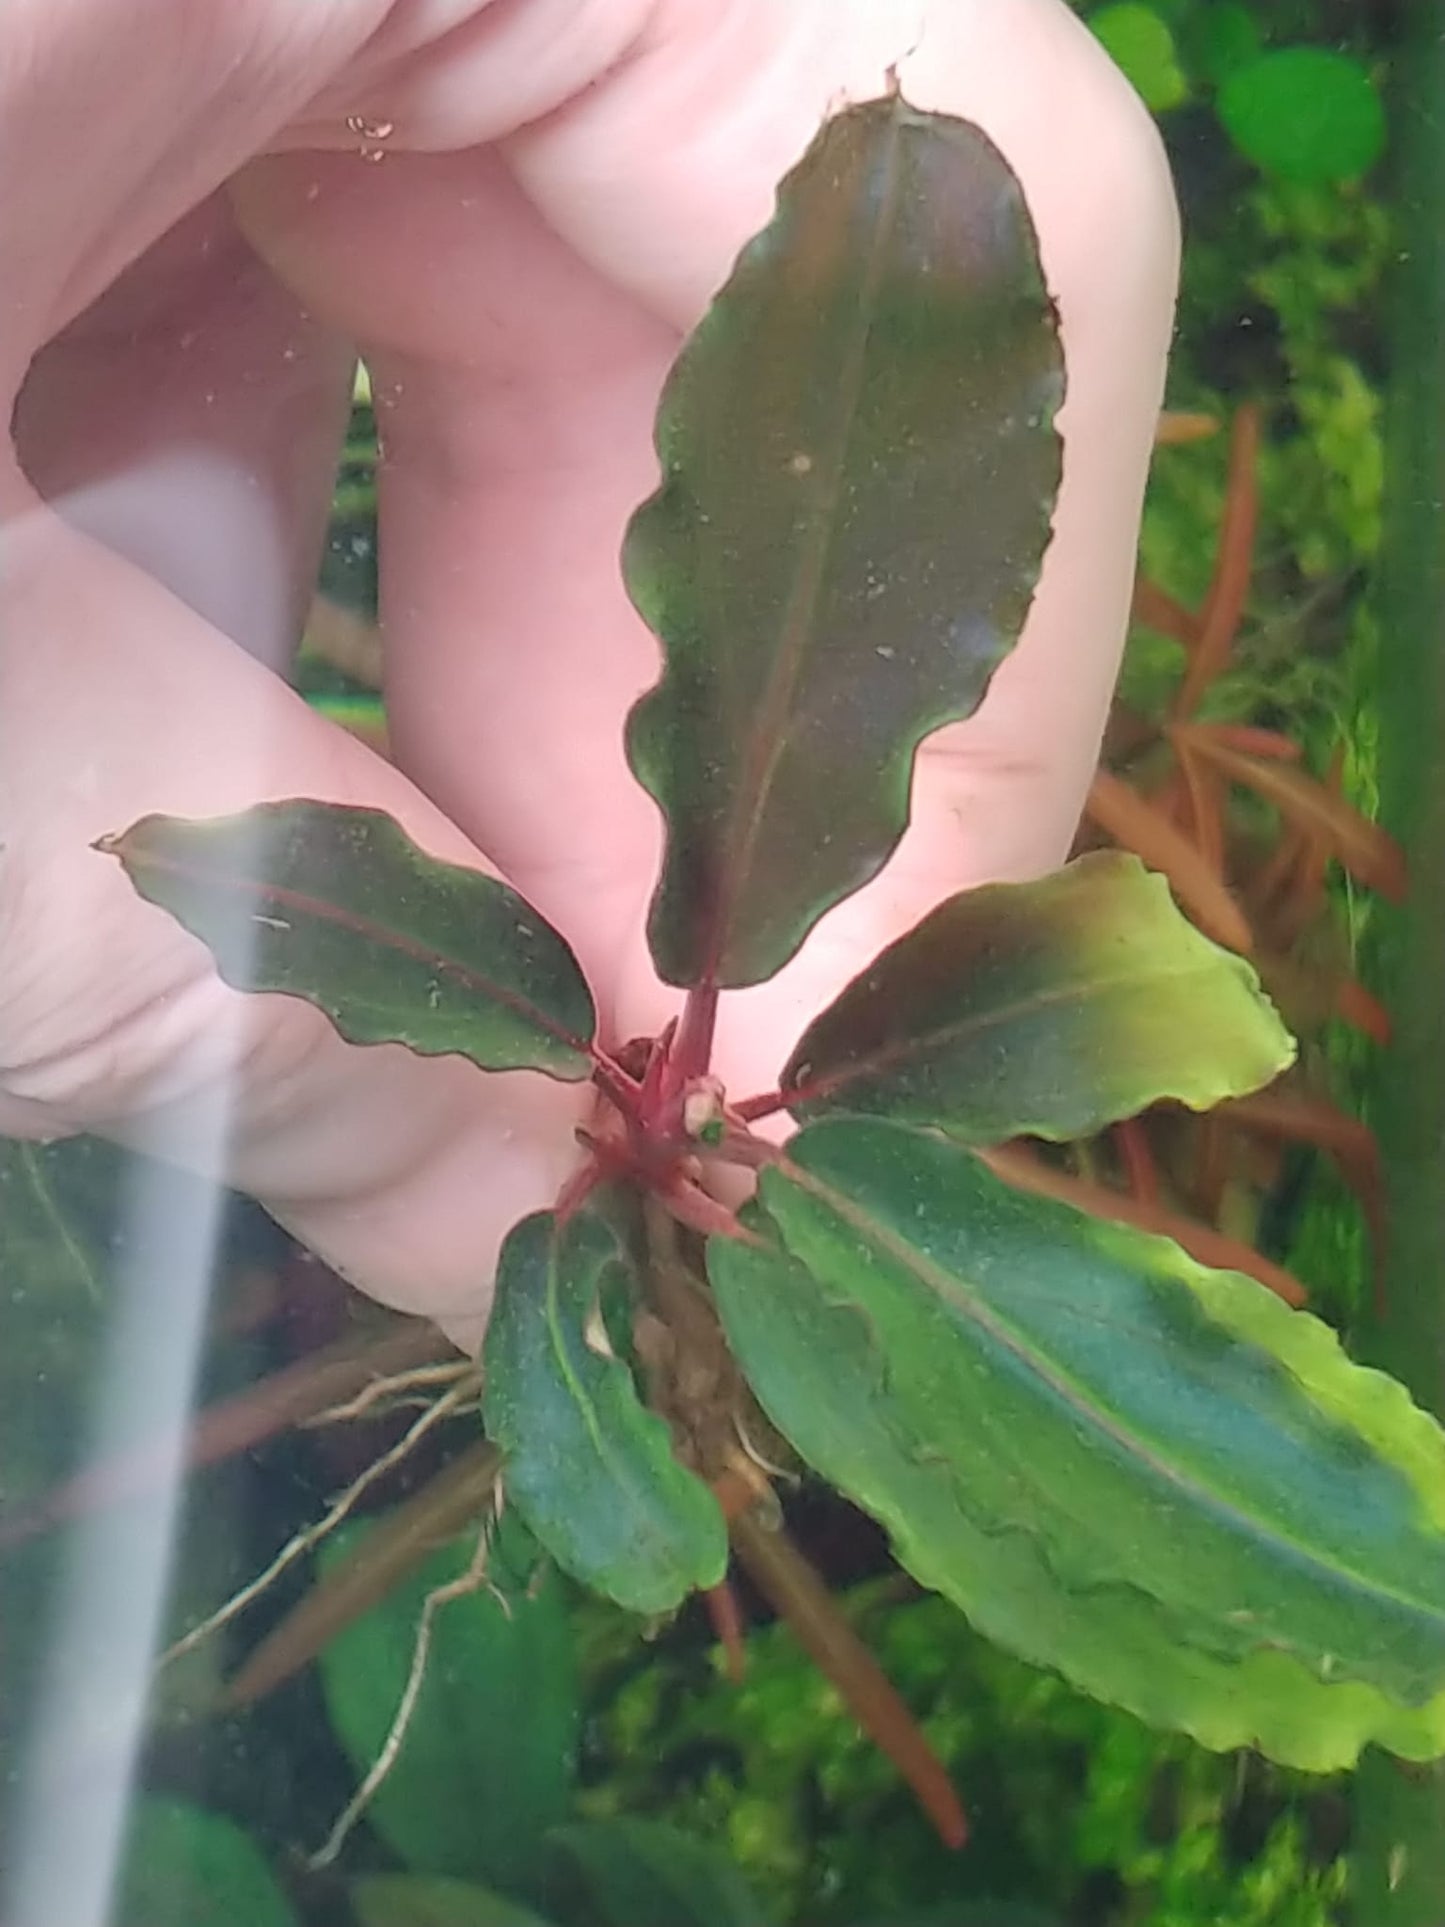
[1114,1118,1160,1205]
[730,1508,968,1850]
[667,976,720,1093]
[703,1579,749,1684]
[661,1176,764,1245]
[733,1087,789,1123]
[697,1129,784,1173]
[590,1050,642,1123]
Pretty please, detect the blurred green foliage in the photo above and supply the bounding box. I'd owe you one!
[0,1138,122,1798]
[1217,50,1386,186]
[1119,35,1392,1339]
[116,1797,299,1927]
[317,1513,579,1898]
[1086,4,1385,184]
[578,1581,1349,1925]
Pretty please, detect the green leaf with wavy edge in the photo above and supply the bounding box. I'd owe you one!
[546,1819,771,1927]
[482,1211,727,1615]
[318,1514,578,1888]
[99,802,595,1079]
[779,854,1294,1140]
[709,1117,1445,1769]
[624,92,1063,988]
[351,1875,556,1927]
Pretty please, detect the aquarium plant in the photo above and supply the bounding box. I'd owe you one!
[95,92,1445,1859]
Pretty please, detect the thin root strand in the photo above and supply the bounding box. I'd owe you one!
[307,1506,499,1870]
[158,1380,475,1673]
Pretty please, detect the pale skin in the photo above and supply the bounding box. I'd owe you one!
[0,0,1179,1351]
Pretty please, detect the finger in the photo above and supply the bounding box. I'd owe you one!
[0,458,588,1337]
[232,146,680,1039]
[12,194,354,673]
[0,0,388,385]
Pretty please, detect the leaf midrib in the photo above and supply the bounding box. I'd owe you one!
[124,842,593,1064]
[19,1144,102,1303]
[787,954,1272,1112]
[703,106,907,980]
[541,1225,697,1587]
[781,1156,1445,1636]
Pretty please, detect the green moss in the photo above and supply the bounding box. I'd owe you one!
[578,1582,1349,1925]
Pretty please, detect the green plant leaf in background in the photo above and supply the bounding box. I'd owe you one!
[1181,0,1261,85]
[0,1137,111,1500]
[1089,3,1190,112]
[0,1136,118,1810]
[624,92,1063,988]
[546,1818,772,1927]
[482,1211,727,1615]
[99,802,596,1079]
[709,1117,1445,1770]
[1217,50,1386,185]
[778,853,1293,1139]
[351,1873,557,1927]
[115,1797,297,1927]
[317,1513,578,1892]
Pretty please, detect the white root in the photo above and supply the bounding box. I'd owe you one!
[301,1359,478,1428]
[158,1379,476,1672]
[307,1500,501,1869]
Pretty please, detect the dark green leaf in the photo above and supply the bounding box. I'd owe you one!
[318,1514,578,1888]
[115,1797,297,1927]
[482,1212,727,1614]
[1,1137,123,1772]
[99,802,595,1078]
[351,1874,556,1927]
[0,1137,107,1307]
[709,1117,1445,1769]
[1218,51,1385,185]
[780,854,1293,1139]
[546,1819,771,1927]
[624,94,1063,987]
[0,1137,113,1500]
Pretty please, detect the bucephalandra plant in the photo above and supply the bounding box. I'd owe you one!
[100,92,1445,1794]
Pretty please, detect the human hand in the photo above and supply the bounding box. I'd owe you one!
[0,0,1178,1350]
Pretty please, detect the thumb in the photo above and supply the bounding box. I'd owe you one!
[0,460,587,1349]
